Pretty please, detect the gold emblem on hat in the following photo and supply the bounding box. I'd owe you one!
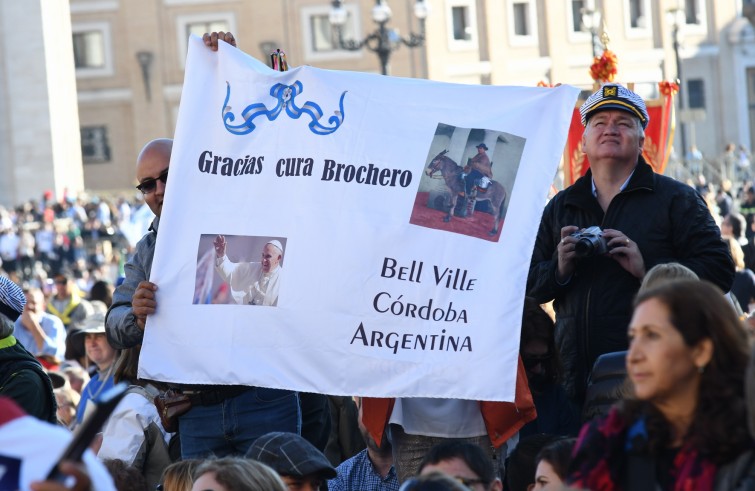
[603,86,617,97]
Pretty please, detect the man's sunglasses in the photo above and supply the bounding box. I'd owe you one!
[522,353,553,369]
[136,168,169,195]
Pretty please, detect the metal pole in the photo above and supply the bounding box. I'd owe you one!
[673,23,688,168]
[377,20,390,75]
[331,0,425,77]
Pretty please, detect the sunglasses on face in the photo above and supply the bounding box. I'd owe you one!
[522,353,552,369]
[136,168,169,195]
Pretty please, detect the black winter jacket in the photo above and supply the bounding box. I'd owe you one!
[527,158,734,402]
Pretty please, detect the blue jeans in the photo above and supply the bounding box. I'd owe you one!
[179,387,300,458]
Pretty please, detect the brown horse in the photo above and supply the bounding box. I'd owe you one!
[427,149,507,236]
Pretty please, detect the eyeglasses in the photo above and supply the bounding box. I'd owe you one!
[455,477,488,489]
[399,476,488,491]
[136,168,169,195]
[522,353,552,369]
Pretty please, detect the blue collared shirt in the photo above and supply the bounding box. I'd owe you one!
[591,168,635,198]
[329,449,398,491]
[14,312,66,359]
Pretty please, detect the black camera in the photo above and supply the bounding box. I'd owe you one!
[570,226,609,258]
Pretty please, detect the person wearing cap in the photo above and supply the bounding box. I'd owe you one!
[106,51,300,457]
[463,143,493,198]
[527,83,734,406]
[75,312,118,425]
[213,235,284,306]
[0,276,57,422]
[246,431,337,491]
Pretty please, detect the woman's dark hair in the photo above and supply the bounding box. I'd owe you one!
[520,297,561,383]
[625,280,750,465]
[725,212,745,240]
[418,440,495,486]
[114,344,141,384]
[89,280,113,307]
[400,472,468,491]
[506,433,560,491]
[534,437,576,480]
[102,459,148,491]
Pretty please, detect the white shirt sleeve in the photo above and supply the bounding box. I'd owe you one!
[97,392,166,469]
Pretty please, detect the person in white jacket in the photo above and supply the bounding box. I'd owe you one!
[97,345,173,489]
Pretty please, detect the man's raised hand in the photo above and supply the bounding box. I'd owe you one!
[203,31,236,51]
[214,235,226,258]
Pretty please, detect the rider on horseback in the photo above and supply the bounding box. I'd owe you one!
[461,143,493,197]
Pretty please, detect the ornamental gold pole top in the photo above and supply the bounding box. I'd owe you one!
[600,28,610,51]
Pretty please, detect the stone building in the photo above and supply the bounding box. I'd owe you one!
[1,0,753,204]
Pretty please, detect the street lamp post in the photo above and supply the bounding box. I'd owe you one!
[329,0,429,76]
[667,7,688,167]
[580,5,602,57]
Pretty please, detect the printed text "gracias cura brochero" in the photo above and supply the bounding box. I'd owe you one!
[197,151,413,188]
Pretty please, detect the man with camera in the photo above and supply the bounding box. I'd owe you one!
[527,83,733,406]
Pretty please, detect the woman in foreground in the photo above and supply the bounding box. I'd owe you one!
[566,280,753,490]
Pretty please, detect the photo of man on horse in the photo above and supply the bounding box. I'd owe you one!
[426,148,507,236]
[409,124,525,242]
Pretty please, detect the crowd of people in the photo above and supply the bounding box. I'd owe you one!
[1,32,754,491]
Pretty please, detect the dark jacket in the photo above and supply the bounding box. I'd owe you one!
[714,449,755,491]
[582,351,629,422]
[0,336,57,422]
[527,158,734,402]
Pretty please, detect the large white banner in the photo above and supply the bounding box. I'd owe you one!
[139,36,579,402]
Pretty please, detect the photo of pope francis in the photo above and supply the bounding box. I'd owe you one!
[213,235,284,306]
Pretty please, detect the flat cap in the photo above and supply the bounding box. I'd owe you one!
[245,432,336,479]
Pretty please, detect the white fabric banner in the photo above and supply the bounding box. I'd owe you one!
[139,36,579,402]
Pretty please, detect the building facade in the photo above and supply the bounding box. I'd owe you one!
[0,0,83,208]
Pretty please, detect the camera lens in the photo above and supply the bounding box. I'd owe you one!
[575,238,596,258]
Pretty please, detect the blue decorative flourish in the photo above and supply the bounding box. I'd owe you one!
[222,81,346,136]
